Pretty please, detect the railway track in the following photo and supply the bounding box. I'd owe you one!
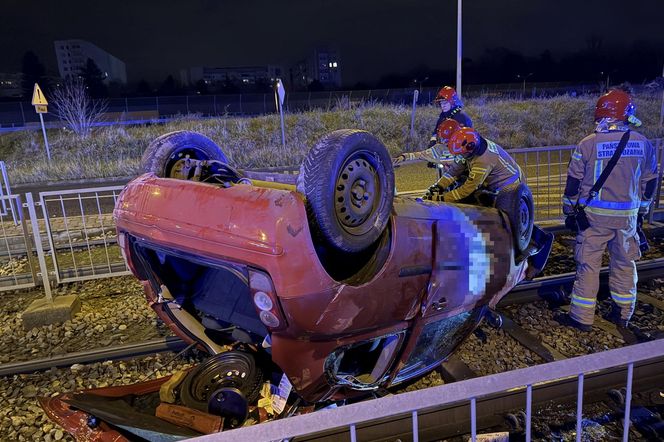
[1,232,663,441]
[3,255,663,379]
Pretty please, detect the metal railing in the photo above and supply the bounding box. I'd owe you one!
[0,82,618,129]
[506,138,664,222]
[0,194,37,292]
[0,138,660,294]
[190,340,664,442]
[507,144,575,221]
[38,186,129,284]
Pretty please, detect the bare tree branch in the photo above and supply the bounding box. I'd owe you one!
[51,78,108,138]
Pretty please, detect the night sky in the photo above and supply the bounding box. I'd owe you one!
[2,0,663,85]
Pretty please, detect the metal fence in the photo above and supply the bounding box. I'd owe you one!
[0,194,38,292]
[38,186,129,284]
[0,82,613,129]
[0,139,661,294]
[190,340,664,442]
[506,139,664,222]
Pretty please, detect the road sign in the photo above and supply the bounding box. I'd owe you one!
[32,83,51,162]
[31,83,48,106]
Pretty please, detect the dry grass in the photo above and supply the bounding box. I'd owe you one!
[1,94,662,184]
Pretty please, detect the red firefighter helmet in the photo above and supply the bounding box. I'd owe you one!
[594,90,636,122]
[436,118,462,143]
[449,128,480,156]
[433,86,463,108]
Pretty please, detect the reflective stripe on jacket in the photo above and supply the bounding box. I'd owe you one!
[565,131,658,220]
[441,139,523,202]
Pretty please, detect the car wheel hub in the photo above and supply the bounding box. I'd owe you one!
[334,153,379,234]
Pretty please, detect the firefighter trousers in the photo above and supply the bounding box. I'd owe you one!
[569,222,641,325]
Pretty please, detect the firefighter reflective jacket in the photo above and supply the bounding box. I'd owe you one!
[437,138,522,202]
[563,130,658,223]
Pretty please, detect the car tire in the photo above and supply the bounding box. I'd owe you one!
[495,182,534,254]
[297,129,395,254]
[141,131,228,178]
[179,351,263,412]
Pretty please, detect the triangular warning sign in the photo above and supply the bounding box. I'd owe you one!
[31,83,48,106]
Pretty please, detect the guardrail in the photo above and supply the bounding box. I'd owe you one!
[39,186,129,284]
[190,340,664,442]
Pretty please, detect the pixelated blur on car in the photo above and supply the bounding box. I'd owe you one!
[112,129,552,404]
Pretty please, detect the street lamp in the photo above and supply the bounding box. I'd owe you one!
[456,0,462,97]
[517,73,533,98]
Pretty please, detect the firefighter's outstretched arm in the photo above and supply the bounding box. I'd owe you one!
[394,146,447,167]
[442,164,492,202]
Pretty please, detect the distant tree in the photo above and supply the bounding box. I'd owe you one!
[194,79,209,95]
[21,51,46,99]
[158,75,180,96]
[51,77,108,138]
[136,79,152,96]
[81,58,108,98]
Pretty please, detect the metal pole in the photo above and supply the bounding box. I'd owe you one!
[649,139,663,223]
[470,397,476,442]
[410,89,419,139]
[456,0,462,97]
[622,363,634,442]
[38,113,51,162]
[25,192,52,301]
[19,102,26,126]
[659,64,664,127]
[526,384,532,442]
[576,373,584,442]
[350,424,357,442]
[412,410,419,442]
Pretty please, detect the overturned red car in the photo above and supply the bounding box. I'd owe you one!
[112,129,552,406]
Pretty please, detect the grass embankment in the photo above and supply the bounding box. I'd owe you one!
[0,94,662,185]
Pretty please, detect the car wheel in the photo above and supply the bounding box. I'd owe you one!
[179,351,263,413]
[495,182,534,254]
[141,131,228,179]
[297,129,395,254]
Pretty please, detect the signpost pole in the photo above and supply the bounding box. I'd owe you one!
[38,112,51,162]
[410,89,419,139]
[32,83,51,163]
[276,79,286,149]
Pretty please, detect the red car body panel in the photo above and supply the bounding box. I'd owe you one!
[114,174,531,402]
[38,377,171,442]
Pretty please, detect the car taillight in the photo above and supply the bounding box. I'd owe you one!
[248,269,287,331]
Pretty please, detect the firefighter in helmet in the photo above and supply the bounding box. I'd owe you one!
[392,119,461,167]
[557,89,658,332]
[428,127,523,203]
[393,86,472,168]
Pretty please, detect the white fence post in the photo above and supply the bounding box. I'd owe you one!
[25,192,52,301]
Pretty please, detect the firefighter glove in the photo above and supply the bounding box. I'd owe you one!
[392,154,407,167]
